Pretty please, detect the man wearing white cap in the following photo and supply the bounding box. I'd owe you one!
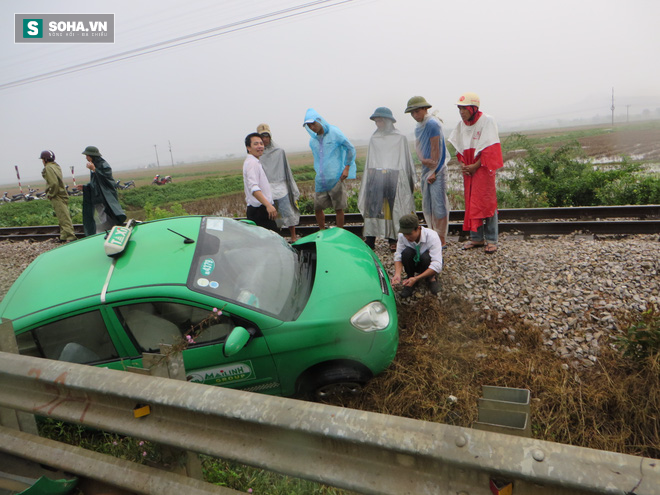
[448,92,503,254]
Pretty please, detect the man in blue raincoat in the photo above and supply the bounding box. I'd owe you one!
[303,108,356,229]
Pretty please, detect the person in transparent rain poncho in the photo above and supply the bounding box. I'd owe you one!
[357,107,416,252]
[404,96,450,246]
[257,123,301,242]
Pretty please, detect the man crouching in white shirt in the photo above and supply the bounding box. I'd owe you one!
[243,132,278,232]
[391,213,443,298]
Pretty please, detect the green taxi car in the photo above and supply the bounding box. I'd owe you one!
[0,216,398,399]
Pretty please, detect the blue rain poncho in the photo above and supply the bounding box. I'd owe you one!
[357,119,416,240]
[303,108,356,192]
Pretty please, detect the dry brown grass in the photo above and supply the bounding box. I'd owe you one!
[185,191,660,460]
[325,294,660,459]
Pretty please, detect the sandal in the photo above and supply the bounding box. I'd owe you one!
[484,244,498,254]
[462,240,485,250]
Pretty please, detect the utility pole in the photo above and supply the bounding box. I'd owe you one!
[626,104,631,123]
[168,140,174,167]
[610,87,615,126]
[154,144,160,168]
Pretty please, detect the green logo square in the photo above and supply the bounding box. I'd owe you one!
[23,19,43,38]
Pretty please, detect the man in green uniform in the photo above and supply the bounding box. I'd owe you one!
[40,150,77,242]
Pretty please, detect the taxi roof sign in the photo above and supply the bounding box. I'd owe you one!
[104,220,136,257]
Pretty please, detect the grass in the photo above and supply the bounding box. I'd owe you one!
[327,294,660,459]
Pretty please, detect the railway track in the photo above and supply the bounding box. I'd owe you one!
[0,205,658,242]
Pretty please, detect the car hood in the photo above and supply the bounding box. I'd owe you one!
[295,227,391,321]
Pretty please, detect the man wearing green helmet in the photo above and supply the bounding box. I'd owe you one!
[404,96,450,246]
[80,146,126,236]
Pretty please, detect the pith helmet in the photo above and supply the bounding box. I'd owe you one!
[405,96,432,113]
[370,107,396,123]
[257,123,271,136]
[456,92,480,107]
[81,145,102,157]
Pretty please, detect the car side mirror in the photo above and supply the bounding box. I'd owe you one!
[223,326,250,357]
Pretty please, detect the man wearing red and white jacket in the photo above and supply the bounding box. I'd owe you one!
[448,92,504,254]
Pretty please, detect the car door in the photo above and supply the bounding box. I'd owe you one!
[14,308,135,371]
[111,300,282,396]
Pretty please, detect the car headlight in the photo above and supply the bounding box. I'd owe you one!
[350,301,390,332]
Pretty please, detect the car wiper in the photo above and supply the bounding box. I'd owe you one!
[168,228,195,244]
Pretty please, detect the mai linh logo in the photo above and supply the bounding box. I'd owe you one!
[23,18,43,38]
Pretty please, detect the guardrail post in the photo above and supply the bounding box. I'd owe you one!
[0,319,38,435]
[127,344,204,480]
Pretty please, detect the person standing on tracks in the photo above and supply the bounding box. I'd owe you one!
[358,107,416,252]
[391,213,443,298]
[39,150,77,243]
[257,123,301,242]
[80,146,126,236]
[243,132,278,232]
[405,96,450,246]
[448,92,504,254]
[303,108,356,230]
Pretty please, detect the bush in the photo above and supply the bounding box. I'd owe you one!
[0,198,83,228]
[617,307,660,362]
[143,202,189,221]
[502,135,657,207]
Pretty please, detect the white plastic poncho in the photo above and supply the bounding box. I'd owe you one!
[358,120,417,240]
[260,142,300,228]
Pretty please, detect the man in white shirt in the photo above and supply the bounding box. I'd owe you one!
[391,213,443,298]
[243,133,277,232]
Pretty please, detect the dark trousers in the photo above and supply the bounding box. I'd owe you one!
[401,247,431,278]
[246,205,278,232]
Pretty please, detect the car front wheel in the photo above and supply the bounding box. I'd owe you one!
[299,364,371,401]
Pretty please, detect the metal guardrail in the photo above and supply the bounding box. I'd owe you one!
[0,427,238,495]
[0,351,658,495]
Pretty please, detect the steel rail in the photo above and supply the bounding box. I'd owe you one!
[0,206,658,242]
[0,351,658,495]
[297,205,660,226]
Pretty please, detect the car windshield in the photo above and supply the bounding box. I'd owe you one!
[187,217,314,320]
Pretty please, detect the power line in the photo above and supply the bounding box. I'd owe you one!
[1,0,355,91]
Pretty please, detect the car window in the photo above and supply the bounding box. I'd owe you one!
[16,311,119,364]
[187,217,314,320]
[116,301,235,352]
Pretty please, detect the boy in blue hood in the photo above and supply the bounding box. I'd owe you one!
[303,108,356,229]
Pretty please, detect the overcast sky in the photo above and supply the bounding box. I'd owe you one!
[2,0,659,185]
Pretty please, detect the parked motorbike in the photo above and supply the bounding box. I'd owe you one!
[0,192,11,203]
[117,180,135,190]
[10,192,25,202]
[66,185,82,196]
[152,174,173,185]
[24,187,43,201]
